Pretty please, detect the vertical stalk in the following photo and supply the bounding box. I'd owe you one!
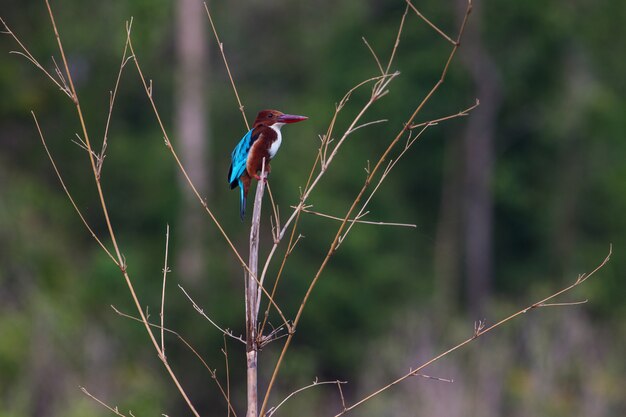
[246,163,266,417]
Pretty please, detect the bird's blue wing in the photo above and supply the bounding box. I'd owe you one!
[228,129,257,188]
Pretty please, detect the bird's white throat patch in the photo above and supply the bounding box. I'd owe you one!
[268,123,284,158]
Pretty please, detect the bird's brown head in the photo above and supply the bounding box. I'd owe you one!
[253,109,308,128]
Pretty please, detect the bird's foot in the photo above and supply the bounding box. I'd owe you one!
[253,173,268,183]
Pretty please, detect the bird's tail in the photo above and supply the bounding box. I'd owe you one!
[239,179,246,221]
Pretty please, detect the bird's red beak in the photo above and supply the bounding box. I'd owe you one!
[277,114,308,124]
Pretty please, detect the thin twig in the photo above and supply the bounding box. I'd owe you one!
[265,379,347,417]
[258,322,290,348]
[337,100,478,247]
[338,123,437,246]
[111,306,239,417]
[178,284,246,344]
[362,37,384,75]
[81,387,128,417]
[340,7,479,246]
[334,247,611,416]
[410,99,480,129]
[337,381,347,411]
[260,3,473,414]
[410,372,453,383]
[32,112,117,264]
[266,182,281,242]
[257,72,396,334]
[160,224,171,356]
[258,215,302,337]
[385,4,409,75]
[71,133,97,157]
[405,0,458,45]
[42,4,200,414]
[203,2,249,130]
[256,73,387,336]
[126,27,290,329]
[537,300,588,307]
[296,207,416,228]
[222,336,232,417]
[126,22,245,268]
[346,119,388,135]
[257,73,397,323]
[1,16,72,98]
[99,17,134,180]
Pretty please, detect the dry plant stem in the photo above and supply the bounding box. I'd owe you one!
[81,387,128,417]
[32,113,117,264]
[258,212,303,337]
[298,206,417,228]
[41,3,200,415]
[337,382,347,410]
[126,31,240,265]
[223,336,232,417]
[539,300,588,307]
[260,3,472,415]
[256,30,408,322]
[410,99,480,128]
[255,72,393,318]
[111,306,239,417]
[334,247,611,416]
[339,99,479,246]
[160,224,170,356]
[266,182,281,240]
[179,284,246,344]
[405,0,458,45]
[204,2,249,130]
[362,37,385,75]
[252,72,396,324]
[266,379,347,417]
[99,18,134,179]
[385,4,409,75]
[257,85,363,333]
[247,162,267,417]
[202,8,392,328]
[255,72,397,314]
[0,17,72,98]
[126,27,290,330]
[413,373,454,383]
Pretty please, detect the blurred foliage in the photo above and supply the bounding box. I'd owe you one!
[1,0,625,416]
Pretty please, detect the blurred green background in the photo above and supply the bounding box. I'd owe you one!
[1,0,624,416]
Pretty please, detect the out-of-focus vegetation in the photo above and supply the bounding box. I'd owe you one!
[1,0,624,416]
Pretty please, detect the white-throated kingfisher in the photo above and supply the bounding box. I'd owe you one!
[228,109,308,220]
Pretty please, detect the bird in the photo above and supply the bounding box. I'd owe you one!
[228,109,308,220]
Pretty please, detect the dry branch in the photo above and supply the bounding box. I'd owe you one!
[260,3,473,414]
[295,206,417,228]
[178,284,246,344]
[81,387,129,417]
[246,162,268,417]
[265,379,347,417]
[9,1,604,417]
[333,247,610,415]
[111,306,239,417]
[126,26,291,331]
[160,224,171,356]
[204,2,249,130]
[26,4,203,415]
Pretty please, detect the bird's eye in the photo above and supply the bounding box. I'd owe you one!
[268,114,273,118]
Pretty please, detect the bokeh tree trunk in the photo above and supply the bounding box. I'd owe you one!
[175,0,209,283]
[457,0,502,317]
